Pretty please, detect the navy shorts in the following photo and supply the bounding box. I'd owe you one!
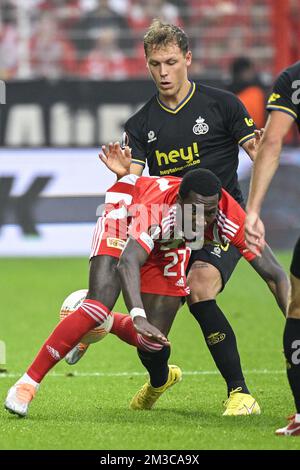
[187,241,242,291]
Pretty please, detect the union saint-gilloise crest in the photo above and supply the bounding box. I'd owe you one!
[193,116,209,135]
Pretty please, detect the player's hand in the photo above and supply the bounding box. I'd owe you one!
[99,142,132,178]
[133,316,170,347]
[254,128,264,143]
[244,128,264,160]
[245,211,266,257]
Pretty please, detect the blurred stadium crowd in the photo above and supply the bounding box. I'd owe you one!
[1,0,299,82]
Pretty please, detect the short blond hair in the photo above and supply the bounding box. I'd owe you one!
[143,19,189,57]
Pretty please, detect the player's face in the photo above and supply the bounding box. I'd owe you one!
[179,191,219,238]
[146,43,192,99]
[201,195,219,228]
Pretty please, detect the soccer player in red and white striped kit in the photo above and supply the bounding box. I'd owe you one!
[5,162,289,417]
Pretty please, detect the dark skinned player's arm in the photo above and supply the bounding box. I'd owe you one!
[249,244,290,316]
[118,237,148,311]
[117,237,169,345]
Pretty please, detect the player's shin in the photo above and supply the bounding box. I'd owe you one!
[5,299,111,417]
[110,312,166,350]
[28,299,111,384]
[189,300,249,395]
[110,312,140,346]
[137,346,170,388]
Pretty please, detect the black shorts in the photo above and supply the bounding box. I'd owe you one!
[291,237,300,279]
[187,242,242,291]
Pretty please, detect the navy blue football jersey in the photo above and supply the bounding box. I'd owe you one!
[124,81,256,204]
[266,60,300,132]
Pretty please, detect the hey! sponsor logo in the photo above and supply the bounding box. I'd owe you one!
[155,142,200,166]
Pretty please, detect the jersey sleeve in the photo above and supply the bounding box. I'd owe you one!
[218,190,256,262]
[124,116,147,169]
[224,92,257,146]
[231,224,256,262]
[266,70,298,120]
[127,179,163,254]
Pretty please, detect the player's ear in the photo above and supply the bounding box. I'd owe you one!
[145,55,149,70]
[186,51,192,67]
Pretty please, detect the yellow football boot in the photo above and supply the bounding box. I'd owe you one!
[130,365,182,410]
[223,387,261,416]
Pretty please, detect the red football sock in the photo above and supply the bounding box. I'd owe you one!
[110,312,163,352]
[27,299,110,383]
[110,312,139,347]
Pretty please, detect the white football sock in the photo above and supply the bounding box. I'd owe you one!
[16,373,39,389]
[294,413,300,423]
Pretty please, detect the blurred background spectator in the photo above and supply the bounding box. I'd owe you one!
[30,11,77,79]
[80,26,130,79]
[0,1,18,80]
[0,0,299,82]
[72,0,129,60]
[228,57,266,129]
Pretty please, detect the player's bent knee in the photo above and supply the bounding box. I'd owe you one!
[137,334,164,352]
[187,262,222,303]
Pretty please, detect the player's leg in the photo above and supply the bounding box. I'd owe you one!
[130,293,183,410]
[276,238,300,436]
[4,255,121,417]
[187,244,260,415]
[65,209,128,365]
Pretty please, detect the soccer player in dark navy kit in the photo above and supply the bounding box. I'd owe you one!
[123,20,267,415]
[246,61,300,435]
[100,20,289,415]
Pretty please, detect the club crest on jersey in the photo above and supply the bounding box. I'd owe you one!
[193,116,209,135]
[147,130,157,143]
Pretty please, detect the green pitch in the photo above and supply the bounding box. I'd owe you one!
[0,254,299,450]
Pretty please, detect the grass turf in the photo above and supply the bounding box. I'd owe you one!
[0,254,299,450]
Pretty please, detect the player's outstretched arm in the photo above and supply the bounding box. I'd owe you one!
[244,212,266,256]
[117,237,170,346]
[247,112,294,214]
[99,142,132,178]
[245,112,295,252]
[249,244,290,316]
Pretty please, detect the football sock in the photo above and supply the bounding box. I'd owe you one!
[283,318,300,413]
[110,312,139,347]
[27,299,110,383]
[110,312,164,352]
[137,346,170,388]
[190,300,249,396]
[17,373,39,389]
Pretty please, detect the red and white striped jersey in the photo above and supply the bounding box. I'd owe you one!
[92,174,255,263]
[90,174,138,258]
[130,178,255,262]
[103,174,138,217]
[205,188,256,262]
[128,176,181,254]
